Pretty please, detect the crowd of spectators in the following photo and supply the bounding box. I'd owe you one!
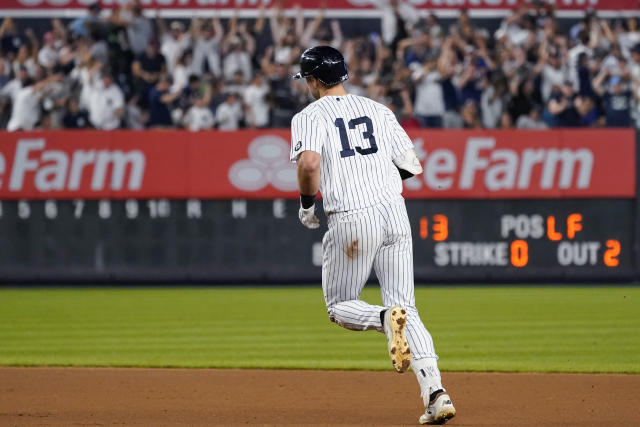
[1,0,639,131]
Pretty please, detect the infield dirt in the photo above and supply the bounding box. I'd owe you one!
[0,367,638,426]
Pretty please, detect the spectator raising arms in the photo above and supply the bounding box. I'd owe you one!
[191,17,224,78]
[1,4,640,131]
[222,12,254,83]
[8,74,60,131]
[158,19,191,74]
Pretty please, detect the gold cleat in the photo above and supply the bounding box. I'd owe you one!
[383,306,411,373]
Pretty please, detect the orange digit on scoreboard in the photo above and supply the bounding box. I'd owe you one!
[510,240,528,267]
[604,240,621,267]
[432,215,448,241]
[419,217,428,240]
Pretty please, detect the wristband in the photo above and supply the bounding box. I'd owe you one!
[300,193,316,209]
[397,166,415,180]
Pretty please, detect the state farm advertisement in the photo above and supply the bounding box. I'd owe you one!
[2,0,638,11]
[0,129,634,200]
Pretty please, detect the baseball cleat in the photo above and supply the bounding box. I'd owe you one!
[419,390,456,425]
[383,306,411,373]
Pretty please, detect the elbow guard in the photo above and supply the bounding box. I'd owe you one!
[393,148,423,179]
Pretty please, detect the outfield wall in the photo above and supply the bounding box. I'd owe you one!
[0,129,636,283]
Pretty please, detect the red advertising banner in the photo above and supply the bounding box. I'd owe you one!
[0,129,634,200]
[1,0,638,11]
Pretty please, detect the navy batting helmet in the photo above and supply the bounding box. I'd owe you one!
[293,46,349,86]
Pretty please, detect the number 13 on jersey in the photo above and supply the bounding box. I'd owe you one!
[334,116,378,158]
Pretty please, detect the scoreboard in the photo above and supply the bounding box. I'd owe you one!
[407,200,635,281]
[0,198,635,283]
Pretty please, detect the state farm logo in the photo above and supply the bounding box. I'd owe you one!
[228,135,297,192]
[0,138,145,192]
[14,0,602,6]
[405,137,593,192]
[15,0,279,6]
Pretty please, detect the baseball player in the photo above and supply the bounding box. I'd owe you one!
[289,46,456,425]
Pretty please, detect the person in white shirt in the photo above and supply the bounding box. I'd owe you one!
[215,92,243,130]
[480,78,506,129]
[88,72,124,130]
[222,37,253,83]
[12,44,38,79]
[540,51,568,102]
[7,74,60,131]
[412,52,444,127]
[0,66,27,105]
[243,73,270,128]
[191,18,224,78]
[171,50,195,94]
[159,20,191,74]
[600,44,626,77]
[376,0,418,46]
[7,84,41,131]
[617,17,640,59]
[494,6,531,47]
[37,32,59,69]
[182,91,215,132]
[74,58,102,112]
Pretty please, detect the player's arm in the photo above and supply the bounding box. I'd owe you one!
[290,113,325,229]
[297,151,321,198]
[384,107,423,180]
[296,150,321,228]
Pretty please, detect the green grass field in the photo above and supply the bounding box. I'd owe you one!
[0,286,639,373]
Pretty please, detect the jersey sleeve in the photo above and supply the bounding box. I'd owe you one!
[290,112,325,163]
[384,107,415,160]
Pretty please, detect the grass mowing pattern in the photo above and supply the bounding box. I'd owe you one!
[0,287,638,373]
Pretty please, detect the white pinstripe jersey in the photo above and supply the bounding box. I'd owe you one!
[290,94,414,213]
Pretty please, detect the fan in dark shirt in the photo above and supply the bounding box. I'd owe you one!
[546,81,581,127]
[132,40,167,108]
[62,98,90,129]
[601,76,632,127]
[148,75,180,128]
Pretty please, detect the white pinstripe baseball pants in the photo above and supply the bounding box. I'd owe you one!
[322,198,439,363]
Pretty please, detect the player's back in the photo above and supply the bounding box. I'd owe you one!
[290,94,414,213]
